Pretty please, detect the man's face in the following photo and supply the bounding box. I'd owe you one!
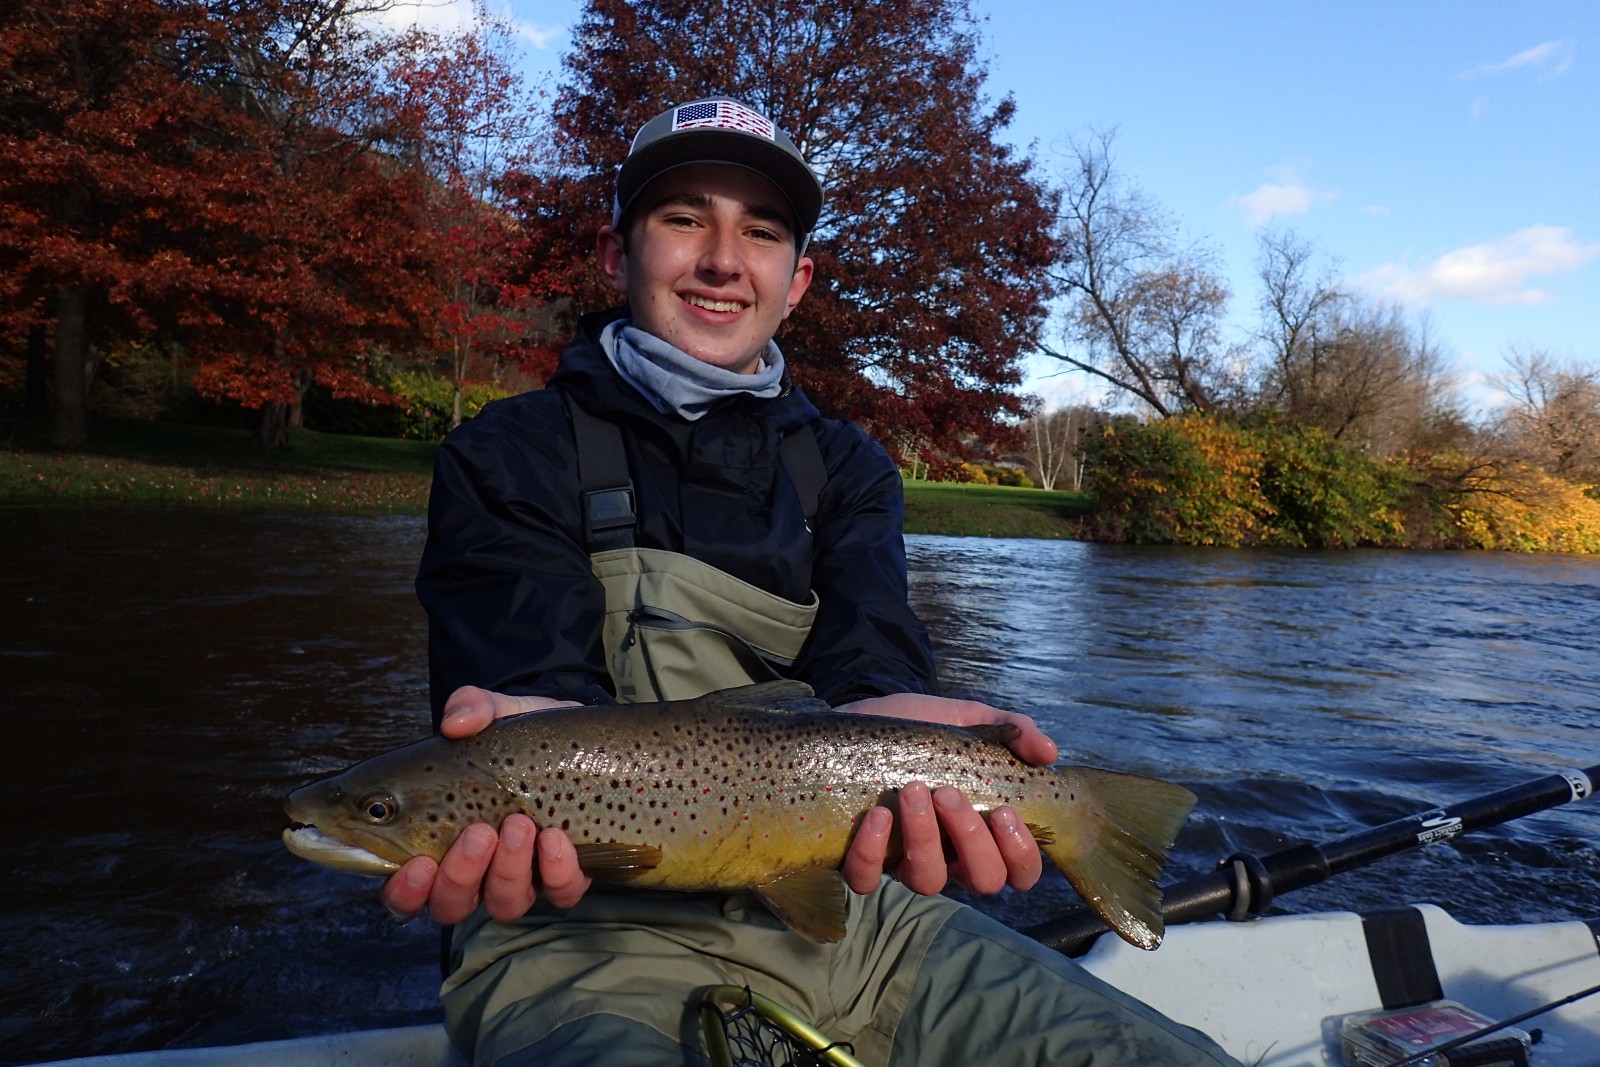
[598,163,814,375]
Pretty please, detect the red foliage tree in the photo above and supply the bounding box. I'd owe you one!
[1,0,445,448]
[385,10,567,426]
[0,0,263,446]
[517,0,1059,466]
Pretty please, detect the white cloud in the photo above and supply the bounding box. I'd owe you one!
[1459,40,1576,79]
[1231,167,1337,227]
[515,20,565,50]
[372,0,566,51]
[1356,225,1599,307]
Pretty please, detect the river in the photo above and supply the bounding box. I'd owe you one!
[2,507,1597,1063]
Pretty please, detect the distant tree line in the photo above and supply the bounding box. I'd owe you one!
[1009,131,1598,551]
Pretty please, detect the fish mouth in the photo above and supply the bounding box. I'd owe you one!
[281,825,399,877]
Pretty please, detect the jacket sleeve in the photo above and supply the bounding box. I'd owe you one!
[414,397,616,726]
[792,421,941,704]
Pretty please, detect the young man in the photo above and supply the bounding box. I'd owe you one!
[382,98,1240,1066]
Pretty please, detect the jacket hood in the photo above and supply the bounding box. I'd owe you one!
[551,309,821,437]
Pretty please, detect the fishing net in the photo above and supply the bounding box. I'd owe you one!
[700,985,867,1067]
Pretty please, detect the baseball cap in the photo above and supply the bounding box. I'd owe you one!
[613,98,824,246]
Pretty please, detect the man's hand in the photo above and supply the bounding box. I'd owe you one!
[378,686,592,924]
[833,693,1055,897]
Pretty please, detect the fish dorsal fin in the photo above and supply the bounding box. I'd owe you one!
[574,842,664,881]
[754,868,848,944]
[962,723,1021,747]
[703,680,832,716]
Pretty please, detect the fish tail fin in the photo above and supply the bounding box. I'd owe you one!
[1036,767,1196,951]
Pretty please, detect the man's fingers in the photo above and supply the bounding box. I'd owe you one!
[441,688,586,739]
[933,787,1007,895]
[482,815,537,921]
[988,806,1044,891]
[1006,719,1059,766]
[894,782,949,895]
[439,686,499,739]
[842,805,894,894]
[428,822,496,925]
[380,856,438,922]
[535,828,592,909]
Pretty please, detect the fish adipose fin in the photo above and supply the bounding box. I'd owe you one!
[754,868,849,943]
[1043,768,1196,951]
[962,723,1022,746]
[575,842,665,880]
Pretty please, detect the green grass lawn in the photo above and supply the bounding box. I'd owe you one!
[3,414,1089,537]
[903,480,1090,539]
[2,415,437,511]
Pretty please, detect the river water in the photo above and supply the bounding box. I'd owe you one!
[2,507,1597,1064]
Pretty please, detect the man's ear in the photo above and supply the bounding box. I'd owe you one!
[596,225,628,294]
[784,255,815,318]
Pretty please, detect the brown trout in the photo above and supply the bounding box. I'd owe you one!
[283,680,1195,949]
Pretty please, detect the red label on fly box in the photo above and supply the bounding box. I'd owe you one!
[1364,1003,1496,1046]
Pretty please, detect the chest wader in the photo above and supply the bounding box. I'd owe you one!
[566,394,828,704]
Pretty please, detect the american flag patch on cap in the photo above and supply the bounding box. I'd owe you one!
[672,100,775,140]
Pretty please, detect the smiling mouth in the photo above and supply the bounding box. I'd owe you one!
[682,293,746,314]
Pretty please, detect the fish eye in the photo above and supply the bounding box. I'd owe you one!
[359,793,398,824]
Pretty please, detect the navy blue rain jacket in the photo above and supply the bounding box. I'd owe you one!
[415,309,939,723]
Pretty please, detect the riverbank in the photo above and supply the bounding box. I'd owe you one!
[0,417,1090,539]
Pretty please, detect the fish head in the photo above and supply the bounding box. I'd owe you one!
[282,736,502,875]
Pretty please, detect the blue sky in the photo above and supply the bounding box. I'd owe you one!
[384,1,1597,416]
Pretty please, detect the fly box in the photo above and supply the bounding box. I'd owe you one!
[1339,1000,1531,1067]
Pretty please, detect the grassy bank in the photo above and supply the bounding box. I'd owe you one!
[902,480,1089,538]
[2,416,436,511]
[2,416,1089,537]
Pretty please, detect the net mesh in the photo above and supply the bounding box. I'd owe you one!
[701,987,863,1067]
[711,1000,830,1067]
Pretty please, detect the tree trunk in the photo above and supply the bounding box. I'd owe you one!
[51,288,90,448]
[26,324,49,412]
[255,402,291,449]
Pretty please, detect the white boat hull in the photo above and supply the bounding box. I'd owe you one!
[1079,904,1600,1065]
[35,905,1600,1066]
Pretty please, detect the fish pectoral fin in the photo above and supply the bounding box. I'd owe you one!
[1024,821,1054,847]
[573,842,664,880]
[963,723,1022,746]
[754,869,848,944]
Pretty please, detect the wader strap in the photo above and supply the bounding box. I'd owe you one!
[779,422,827,526]
[564,390,828,551]
[566,392,637,553]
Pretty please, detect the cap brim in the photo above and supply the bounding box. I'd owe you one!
[616,129,823,237]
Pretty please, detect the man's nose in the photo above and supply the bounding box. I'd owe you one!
[698,224,744,278]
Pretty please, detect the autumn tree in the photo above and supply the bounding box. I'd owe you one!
[1253,229,1458,455]
[193,0,445,447]
[0,0,263,446]
[1490,347,1600,486]
[386,8,554,430]
[0,0,447,448]
[1038,129,1233,418]
[516,0,1059,463]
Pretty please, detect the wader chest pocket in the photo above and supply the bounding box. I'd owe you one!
[591,547,818,704]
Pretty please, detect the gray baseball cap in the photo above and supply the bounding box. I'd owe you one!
[614,98,824,244]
